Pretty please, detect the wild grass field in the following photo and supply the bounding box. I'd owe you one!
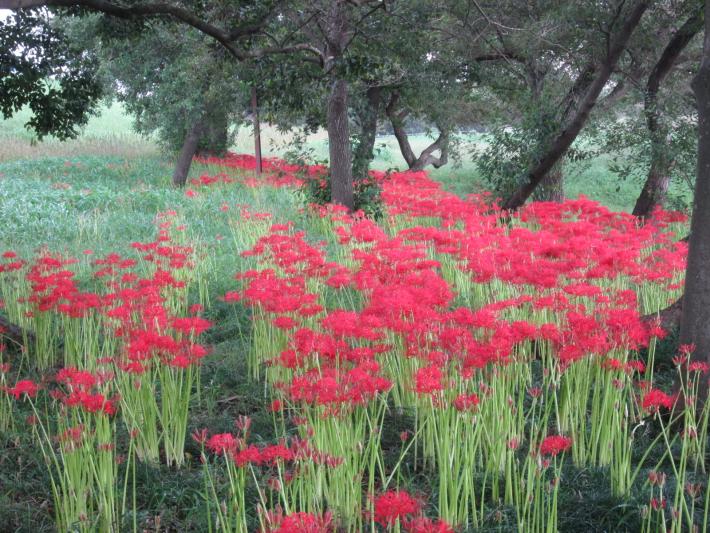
[0,104,700,533]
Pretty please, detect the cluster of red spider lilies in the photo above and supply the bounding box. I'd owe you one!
[1,152,706,532]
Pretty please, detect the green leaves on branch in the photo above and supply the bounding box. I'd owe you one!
[0,9,102,140]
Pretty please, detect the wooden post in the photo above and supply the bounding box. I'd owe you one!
[251,85,263,177]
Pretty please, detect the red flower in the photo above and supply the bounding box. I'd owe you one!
[373,490,421,526]
[270,511,333,533]
[223,291,242,302]
[206,433,237,455]
[260,444,294,465]
[272,316,297,330]
[642,389,675,412]
[540,435,572,456]
[172,316,212,336]
[404,517,455,533]
[7,380,39,399]
[689,361,710,373]
[453,393,480,412]
[414,365,444,396]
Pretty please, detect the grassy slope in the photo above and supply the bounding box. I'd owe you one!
[0,105,682,532]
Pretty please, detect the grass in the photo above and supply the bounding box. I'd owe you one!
[2,102,690,213]
[0,103,158,162]
[0,104,692,532]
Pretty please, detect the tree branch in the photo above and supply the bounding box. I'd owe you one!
[0,0,325,63]
[386,92,449,171]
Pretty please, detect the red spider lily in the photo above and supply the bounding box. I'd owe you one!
[6,379,39,399]
[171,316,213,336]
[540,435,573,456]
[56,367,98,390]
[233,445,262,467]
[262,510,333,533]
[414,365,445,396]
[66,391,117,416]
[206,433,237,455]
[373,489,422,526]
[259,444,294,465]
[642,389,675,412]
[288,364,391,407]
[688,361,710,373]
[404,517,455,533]
[453,393,480,412]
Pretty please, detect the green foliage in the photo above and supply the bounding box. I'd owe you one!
[596,113,696,212]
[300,171,385,218]
[476,104,595,200]
[0,9,102,140]
[62,14,246,155]
[279,128,386,217]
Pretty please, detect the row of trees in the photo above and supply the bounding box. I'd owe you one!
[1,0,703,214]
[2,0,710,375]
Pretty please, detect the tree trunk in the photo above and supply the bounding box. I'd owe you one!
[172,116,205,187]
[680,1,710,393]
[535,163,565,202]
[386,92,449,171]
[352,86,381,180]
[632,9,703,218]
[324,0,353,210]
[501,0,649,211]
[327,78,354,209]
[632,163,672,217]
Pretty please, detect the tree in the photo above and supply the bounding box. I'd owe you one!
[242,1,465,206]
[632,5,703,217]
[447,0,650,207]
[0,9,103,140]
[386,91,449,171]
[680,0,710,390]
[64,14,247,186]
[500,0,650,210]
[0,0,321,185]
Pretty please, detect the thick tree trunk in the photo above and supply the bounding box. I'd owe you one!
[386,92,449,171]
[501,0,649,211]
[535,163,564,202]
[327,78,354,209]
[172,116,205,187]
[352,86,381,180]
[324,0,354,210]
[633,164,672,217]
[680,2,710,393]
[633,9,703,218]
